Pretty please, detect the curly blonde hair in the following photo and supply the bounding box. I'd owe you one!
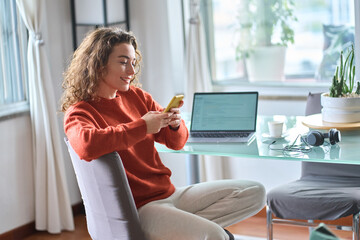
[61,27,142,112]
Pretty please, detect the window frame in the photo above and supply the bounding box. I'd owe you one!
[0,0,29,120]
[202,0,359,94]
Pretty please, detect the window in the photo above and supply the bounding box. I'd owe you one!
[203,0,355,85]
[0,0,28,118]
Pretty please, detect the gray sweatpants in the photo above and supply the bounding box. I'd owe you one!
[138,179,266,240]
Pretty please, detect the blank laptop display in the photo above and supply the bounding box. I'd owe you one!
[187,92,258,143]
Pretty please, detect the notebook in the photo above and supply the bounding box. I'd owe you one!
[187,92,258,143]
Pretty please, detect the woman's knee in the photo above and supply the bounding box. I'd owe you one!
[230,180,266,212]
[206,226,230,240]
[247,180,265,199]
[250,181,266,209]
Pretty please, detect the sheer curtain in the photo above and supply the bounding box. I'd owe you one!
[16,0,74,233]
[185,0,227,182]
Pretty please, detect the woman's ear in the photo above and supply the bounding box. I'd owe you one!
[98,66,107,80]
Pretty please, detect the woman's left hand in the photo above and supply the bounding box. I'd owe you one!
[168,101,184,130]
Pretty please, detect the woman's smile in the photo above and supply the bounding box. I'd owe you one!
[121,77,132,84]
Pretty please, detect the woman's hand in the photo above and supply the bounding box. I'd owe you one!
[142,111,173,134]
[168,100,184,130]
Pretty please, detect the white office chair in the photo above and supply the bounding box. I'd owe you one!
[266,93,360,240]
[65,138,147,240]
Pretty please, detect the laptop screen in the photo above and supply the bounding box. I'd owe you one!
[190,92,258,132]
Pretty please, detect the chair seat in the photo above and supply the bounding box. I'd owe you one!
[267,177,360,220]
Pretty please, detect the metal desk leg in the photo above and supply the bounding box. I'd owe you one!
[186,154,200,185]
[266,205,273,240]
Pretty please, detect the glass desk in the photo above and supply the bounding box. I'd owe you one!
[155,115,360,183]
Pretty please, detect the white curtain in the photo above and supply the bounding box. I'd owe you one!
[185,0,212,110]
[185,0,227,182]
[16,0,74,233]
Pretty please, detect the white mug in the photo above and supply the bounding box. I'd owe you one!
[268,121,284,138]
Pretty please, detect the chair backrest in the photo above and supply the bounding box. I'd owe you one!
[65,139,147,240]
[301,161,360,179]
[305,92,322,116]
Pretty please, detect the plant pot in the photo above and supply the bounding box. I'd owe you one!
[321,93,360,123]
[245,46,286,82]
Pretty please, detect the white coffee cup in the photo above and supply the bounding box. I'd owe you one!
[268,121,284,138]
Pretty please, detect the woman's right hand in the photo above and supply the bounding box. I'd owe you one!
[141,111,173,134]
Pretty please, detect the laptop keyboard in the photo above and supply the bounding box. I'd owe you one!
[191,132,250,138]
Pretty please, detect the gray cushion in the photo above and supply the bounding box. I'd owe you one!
[305,92,322,116]
[65,139,147,240]
[267,162,360,220]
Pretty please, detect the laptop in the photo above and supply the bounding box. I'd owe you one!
[187,92,258,143]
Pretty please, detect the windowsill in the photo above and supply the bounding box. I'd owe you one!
[212,79,330,98]
[0,101,30,121]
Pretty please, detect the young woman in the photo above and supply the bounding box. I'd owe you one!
[61,27,265,240]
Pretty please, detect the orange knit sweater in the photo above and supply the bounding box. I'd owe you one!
[64,86,189,208]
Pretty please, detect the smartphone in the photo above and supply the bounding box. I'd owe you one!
[163,94,184,112]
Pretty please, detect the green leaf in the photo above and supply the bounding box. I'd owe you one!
[356,82,360,95]
[330,44,358,97]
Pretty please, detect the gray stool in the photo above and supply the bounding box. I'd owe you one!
[267,161,360,240]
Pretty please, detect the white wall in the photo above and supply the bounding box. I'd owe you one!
[0,0,313,235]
[130,0,185,106]
[0,115,34,234]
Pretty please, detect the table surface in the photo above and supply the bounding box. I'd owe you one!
[155,114,360,165]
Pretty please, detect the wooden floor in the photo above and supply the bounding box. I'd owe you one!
[23,214,353,240]
[227,216,353,240]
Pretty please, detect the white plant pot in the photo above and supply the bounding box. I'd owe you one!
[245,46,286,82]
[321,93,360,123]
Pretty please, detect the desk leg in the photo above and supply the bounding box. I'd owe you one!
[186,154,200,185]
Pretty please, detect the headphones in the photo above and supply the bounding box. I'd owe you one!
[269,128,341,154]
[304,128,341,146]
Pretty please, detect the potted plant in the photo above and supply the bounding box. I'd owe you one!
[321,44,360,123]
[235,0,297,82]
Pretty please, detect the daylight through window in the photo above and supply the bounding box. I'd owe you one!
[0,0,28,116]
[204,0,355,84]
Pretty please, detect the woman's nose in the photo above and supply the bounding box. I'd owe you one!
[126,63,135,75]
